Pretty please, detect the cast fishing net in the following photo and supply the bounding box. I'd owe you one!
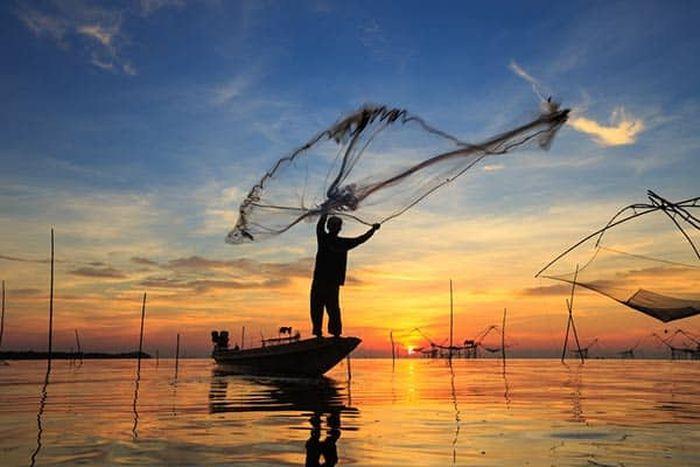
[536,191,700,323]
[226,101,569,244]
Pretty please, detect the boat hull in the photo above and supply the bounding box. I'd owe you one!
[212,336,361,377]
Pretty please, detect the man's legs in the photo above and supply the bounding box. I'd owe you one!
[326,285,342,337]
[310,283,324,337]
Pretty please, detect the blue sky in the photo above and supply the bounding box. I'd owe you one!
[0,0,698,355]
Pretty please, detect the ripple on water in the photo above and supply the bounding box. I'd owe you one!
[0,358,699,465]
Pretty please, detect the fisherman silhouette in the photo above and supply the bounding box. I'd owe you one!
[311,213,379,338]
[305,409,341,467]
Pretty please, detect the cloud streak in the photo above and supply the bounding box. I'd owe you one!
[15,1,181,75]
[509,61,645,147]
[139,276,290,292]
[0,254,49,264]
[70,266,127,279]
[569,107,645,146]
[509,60,548,101]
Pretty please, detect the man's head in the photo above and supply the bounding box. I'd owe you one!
[327,216,342,235]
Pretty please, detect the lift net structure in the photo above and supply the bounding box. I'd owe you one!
[226,102,569,244]
[537,191,700,323]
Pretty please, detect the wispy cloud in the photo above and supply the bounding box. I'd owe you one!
[131,256,159,266]
[358,18,414,68]
[212,75,254,106]
[77,23,116,47]
[508,61,646,147]
[16,2,132,74]
[569,107,645,146]
[508,60,549,100]
[0,253,49,264]
[70,266,127,279]
[138,0,184,16]
[482,164,504,172]
[15,1,181,75]
[520,283,574,296]
[139,276,290,292]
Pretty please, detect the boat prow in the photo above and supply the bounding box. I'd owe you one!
[212,336,361,378]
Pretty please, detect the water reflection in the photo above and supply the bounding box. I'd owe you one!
[564,363,585,423]
[2,360,700,465]
[209,371,357,466]
[131,364,142,439]
[447,361,461,466]
[29,362,51,467]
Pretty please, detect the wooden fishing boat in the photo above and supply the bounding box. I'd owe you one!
[211,331,361,377]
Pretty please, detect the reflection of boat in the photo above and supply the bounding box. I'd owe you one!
[208,373,353,414]
[211,332,361,377]
[209,373,356,466]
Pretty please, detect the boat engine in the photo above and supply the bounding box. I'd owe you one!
[211,330,230,350]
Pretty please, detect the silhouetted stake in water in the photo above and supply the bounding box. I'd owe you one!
[0,280,5,350]
[560,265,584,363]
[137,292,146,371]
[132,292,147,439]
[48,228,55,363]
[241,326,246,349]
[501,308,507,363]
[390,330,395,370]
[74,329,82,364]
[31,228,55,467]
[449,279,454,361]
[174,333,180,379]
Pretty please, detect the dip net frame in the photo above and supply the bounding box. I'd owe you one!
[536,190,700,323]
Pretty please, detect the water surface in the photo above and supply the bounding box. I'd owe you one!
[0,358,698,465]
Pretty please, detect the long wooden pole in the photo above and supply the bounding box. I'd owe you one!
[569,303,584,363]
[137,292,146,372]
[449,279,454,360]
[48,228,55,364]
[561,265,579,362]
[0,280,5,349]
[74,329,81,353]
[501,308,507,361]
[74,329,82,363]
[241,326,246,350]
[561,302,572,362]
[174,333,180,378]
[390,330,395,370]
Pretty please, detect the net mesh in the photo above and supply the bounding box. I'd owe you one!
[538,192,700,323]
[226,102,569,244]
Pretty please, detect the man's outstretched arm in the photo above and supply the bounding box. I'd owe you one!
[317,213,328,239]
[344,223,380,250]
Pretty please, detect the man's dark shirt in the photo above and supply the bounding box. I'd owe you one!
[312,215,374,286]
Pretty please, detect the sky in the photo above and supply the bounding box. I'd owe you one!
[0,0,698,357]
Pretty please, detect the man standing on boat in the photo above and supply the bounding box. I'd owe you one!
[311,213,379,338]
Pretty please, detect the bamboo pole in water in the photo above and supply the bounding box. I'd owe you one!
[390,330,395,369]
[449,279,454,360]
[48,228,55,364]
[501,308,507,361]
[174,333,180,378]
[137,292,147,371]
[569,301,584,364]
[561,265,579,362]
[74,329,81,353]
[0,280,5,349]
[74,329,82,363]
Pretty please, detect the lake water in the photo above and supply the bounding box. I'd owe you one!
[0,358,699,465]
